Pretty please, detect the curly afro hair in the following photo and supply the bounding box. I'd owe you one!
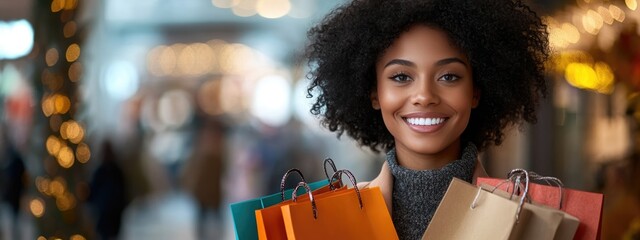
[306,0,549,153]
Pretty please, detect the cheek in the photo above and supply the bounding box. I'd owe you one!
[377,90,403,111]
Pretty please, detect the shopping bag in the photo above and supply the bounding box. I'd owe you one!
[281,169,398,240]
[230,168,328,240]
[256,182,346,240]
[422,177,532,240]
[478,170,603,240]
[480,182,579,240]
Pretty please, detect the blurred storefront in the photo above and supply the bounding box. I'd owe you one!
[0,0,639,239]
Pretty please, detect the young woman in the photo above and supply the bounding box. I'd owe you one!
[305,0,549,238]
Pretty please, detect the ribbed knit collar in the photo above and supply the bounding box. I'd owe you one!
[387,142,477,240]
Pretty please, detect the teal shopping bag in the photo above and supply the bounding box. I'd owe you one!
[230,178,329,240]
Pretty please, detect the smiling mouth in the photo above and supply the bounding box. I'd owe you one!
[404,117,447,126]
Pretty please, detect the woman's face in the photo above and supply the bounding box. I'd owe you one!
[372,25,479,170]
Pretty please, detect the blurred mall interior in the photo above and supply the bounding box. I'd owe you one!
[0,0,639,239]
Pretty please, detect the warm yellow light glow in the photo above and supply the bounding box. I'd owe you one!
[609,5,626,22]
[597,6,614,25]
[69,62,82,82]
[56,192,76,211]
[30,198,45,217]
[37,236,46,240]
[548,25,566,49]
[76,142,91,163]
[176,44,196,75]
[207,39,227,74]
[63,120,80,140]
[594,62,615,94]
[64,21,77,39]
[64,0,78,10]
[192,43,215,75]
[583,10,604,35]
[60,121,69,139]
[70,235,86,240]
[36,177,50,195]
[51,0,65,12]
[257,0,291,19]
[549,50,593,74]
[42,96,55,117]
[212,0,239,8]
[562,23,580,43]
[57,146,75,168]
[46,135,62,156]
[54,94,71,114]
[159,46,177,76]
[46,48,59,67]
[219,43,255,74]
[69,122,85,144]
[626,0,638,10]
[50,178,65,197]
[565,62,597,89]
[66,43,81,62]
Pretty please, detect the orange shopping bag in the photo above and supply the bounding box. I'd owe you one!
[280,169,398,240]
[255,159,345,240]
[478,169,604,240]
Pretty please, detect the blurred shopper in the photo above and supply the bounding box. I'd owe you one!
[1,132,26,240]
[180,117,226,239]
[88,140,129,240]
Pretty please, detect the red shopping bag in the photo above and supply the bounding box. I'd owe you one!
[478,171,604,240]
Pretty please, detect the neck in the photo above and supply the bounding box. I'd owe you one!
[395,140,462,170]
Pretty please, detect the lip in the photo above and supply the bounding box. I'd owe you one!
[403,112,450,118]
[402,112,449,133]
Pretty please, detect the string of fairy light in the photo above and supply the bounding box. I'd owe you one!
[30,0,91,239]
[546,0,639,94]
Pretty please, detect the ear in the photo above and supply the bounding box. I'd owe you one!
[472,89,481,108]
[370,90,381,110]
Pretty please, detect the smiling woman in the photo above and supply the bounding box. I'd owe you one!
[372,25,479,170]
[305,0,549,238]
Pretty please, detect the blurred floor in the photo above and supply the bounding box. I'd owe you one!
[0,202,34,240]
[120,191,198,240]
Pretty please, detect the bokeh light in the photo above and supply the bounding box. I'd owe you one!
[157,89,194,129]
[65,43,81,62]
[104,61,139,100]
[0,19,34,60]
[76,142,91,163]
[30,198,45,217]
[45,48,59,67]
[250,74,292,127]
[57,146,75,168]
[257,0,291,19]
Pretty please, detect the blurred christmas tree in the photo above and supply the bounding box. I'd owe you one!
[29,0,93,239]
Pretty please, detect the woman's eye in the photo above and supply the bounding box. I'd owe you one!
[390,73,411,82]
[439,73,460,82]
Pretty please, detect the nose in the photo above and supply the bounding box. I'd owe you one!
[412,80,440,107]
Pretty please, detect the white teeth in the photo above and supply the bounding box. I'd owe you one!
[406,118,445,126]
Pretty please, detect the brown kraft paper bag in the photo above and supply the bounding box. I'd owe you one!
[422,178,531,240]
[480,183,580,240]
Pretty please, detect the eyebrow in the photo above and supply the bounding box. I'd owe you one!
[383,57,468,68]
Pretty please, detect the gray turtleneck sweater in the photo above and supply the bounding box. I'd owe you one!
[387,143,477,240]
